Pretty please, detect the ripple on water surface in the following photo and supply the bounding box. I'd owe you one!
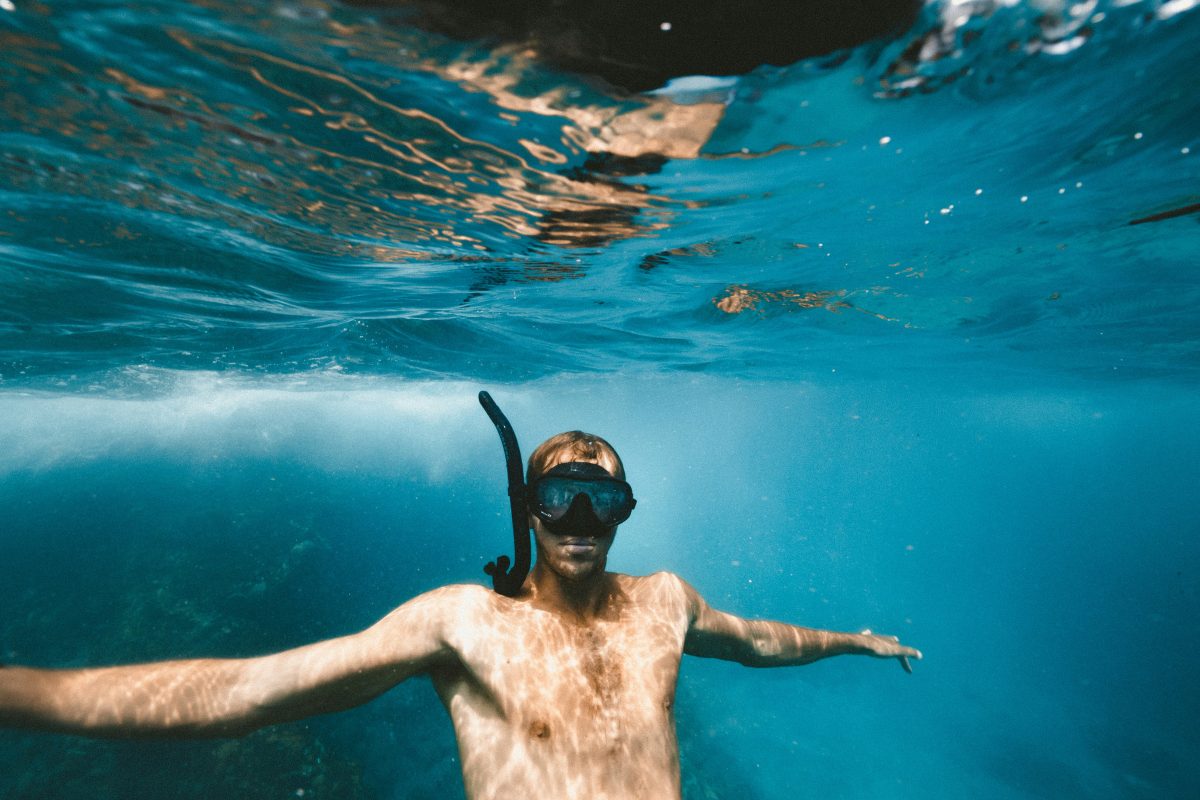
[0,0,1197,387]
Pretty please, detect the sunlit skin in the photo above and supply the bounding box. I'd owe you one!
[0,434,921,800]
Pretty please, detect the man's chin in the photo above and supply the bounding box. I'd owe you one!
[555,558,606,582]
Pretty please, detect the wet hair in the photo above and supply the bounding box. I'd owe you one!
[526,431,625,484]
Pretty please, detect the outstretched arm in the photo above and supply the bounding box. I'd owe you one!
[0,586,465,738]
[680,579,921,673]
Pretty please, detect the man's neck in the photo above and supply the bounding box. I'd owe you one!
[527,563,614,622]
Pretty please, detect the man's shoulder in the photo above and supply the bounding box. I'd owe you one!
[432,582,495,599]
[390,582,498,619]
[611,571,692,604]
[615,569,688,587]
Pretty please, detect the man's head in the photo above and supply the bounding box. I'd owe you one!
[525,431,631,582]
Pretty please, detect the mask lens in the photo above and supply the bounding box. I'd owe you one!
[583,482,634,523]
[534,478,582,521]
[531,476,635,526]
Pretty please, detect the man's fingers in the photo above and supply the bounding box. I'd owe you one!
[861,630,923,669]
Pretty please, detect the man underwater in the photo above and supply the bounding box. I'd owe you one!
[0,395,921,800]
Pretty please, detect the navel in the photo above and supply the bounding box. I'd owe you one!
[528,720,551,740]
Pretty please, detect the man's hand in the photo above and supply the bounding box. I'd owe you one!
[858,629,922,674]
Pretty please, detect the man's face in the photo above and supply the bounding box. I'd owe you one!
[532,514,616,582]
[530,452,620,582]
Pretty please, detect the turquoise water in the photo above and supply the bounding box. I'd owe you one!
[1,0,1198,797]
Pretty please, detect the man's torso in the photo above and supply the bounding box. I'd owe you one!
[428,572,691,800]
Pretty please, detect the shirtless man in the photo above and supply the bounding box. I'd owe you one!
[0,428,921,800]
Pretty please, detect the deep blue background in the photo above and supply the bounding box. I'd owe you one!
[2,378,1196,798]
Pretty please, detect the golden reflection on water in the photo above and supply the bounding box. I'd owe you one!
[713,284,901,324]
[0,0,730,270]
[714,285,849,315]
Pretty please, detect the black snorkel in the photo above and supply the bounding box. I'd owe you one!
[477,391,531,596]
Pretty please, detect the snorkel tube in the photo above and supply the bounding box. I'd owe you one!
[478,391,531,596]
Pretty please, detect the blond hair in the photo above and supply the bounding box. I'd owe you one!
[526,431,626,483]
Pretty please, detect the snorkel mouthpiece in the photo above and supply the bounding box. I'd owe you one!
[477,391,531,596]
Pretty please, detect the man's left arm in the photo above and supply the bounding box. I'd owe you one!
[678,578,922,673]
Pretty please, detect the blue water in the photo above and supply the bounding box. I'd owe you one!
[1,0,1198,797]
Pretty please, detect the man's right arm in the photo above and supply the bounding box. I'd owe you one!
[0,584,473,738]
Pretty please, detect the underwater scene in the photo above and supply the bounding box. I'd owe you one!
[1,0,1198,797]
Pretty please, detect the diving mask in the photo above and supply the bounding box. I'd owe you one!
[527,462,636,532]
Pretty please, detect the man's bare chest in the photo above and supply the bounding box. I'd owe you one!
[446,605,687,736]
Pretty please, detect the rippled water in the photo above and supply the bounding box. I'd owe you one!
[1,1,1198,799]
[1,0,1196,386]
